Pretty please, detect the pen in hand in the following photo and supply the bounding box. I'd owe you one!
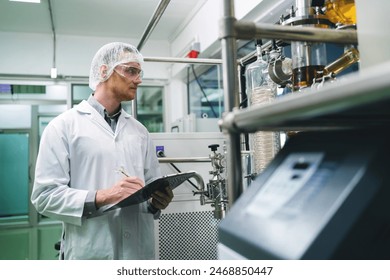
[117,166,130,177]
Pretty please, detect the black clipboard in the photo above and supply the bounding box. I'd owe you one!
[104,171,197,212]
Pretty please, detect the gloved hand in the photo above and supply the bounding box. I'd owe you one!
[150,186,174,210]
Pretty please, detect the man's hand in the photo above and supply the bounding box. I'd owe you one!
[95,176,144,208]
[150,186,174,210]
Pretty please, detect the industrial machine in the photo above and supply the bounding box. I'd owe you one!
[193,144,228,219]
[241,0,359,94]
[219,129,390,259]
[151,132,228,259]
[240,0,360,185]
[150,0,381,261]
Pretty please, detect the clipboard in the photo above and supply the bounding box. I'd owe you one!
[104,171,197,212]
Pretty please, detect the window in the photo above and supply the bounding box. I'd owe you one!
[0,133,29,219]
[134,86,164,132]
[188,65,223,119]
[72,84,93,106]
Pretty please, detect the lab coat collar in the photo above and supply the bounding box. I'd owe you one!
[116,108,131,134]
[120,108,131,119]
[76,100,131,119]
[75,100,94,114]
[76,100,131,135]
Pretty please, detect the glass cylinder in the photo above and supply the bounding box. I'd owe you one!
[245,45,280,175]
[291,41,327,91]
[323,47,360,76]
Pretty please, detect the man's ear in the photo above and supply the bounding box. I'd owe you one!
[100,65,108,79]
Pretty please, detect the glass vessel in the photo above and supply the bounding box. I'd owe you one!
[245,42,280,175]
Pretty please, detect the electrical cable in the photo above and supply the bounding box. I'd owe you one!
[157,151,200,191]
[187,66,191,115]
[239,63,248,109]
[239,59,250,151]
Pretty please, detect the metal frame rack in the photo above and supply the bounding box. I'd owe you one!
[219,0,390,205]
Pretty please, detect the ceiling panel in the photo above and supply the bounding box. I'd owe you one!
[0,0,206,41]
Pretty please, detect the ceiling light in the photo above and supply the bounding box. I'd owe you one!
[9,0,41,3]
[50,68,57,79]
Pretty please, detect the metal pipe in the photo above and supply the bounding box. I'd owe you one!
[48,0,56,68]
[190,172,206,205]
[137,0,171,51]
[158,157,211,163]
[219,60,390,133]
[234,21,358,44]
[131,99,137,119]
[238,40,271,66]
[220,0,243,205]
[144,56,222,65]
[295,0,312,17]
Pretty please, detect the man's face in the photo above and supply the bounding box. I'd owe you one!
[110,62,143,102]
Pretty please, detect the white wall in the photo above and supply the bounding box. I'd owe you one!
[0,31,171,79]
[0,31,52,76]
[169,0,290,77]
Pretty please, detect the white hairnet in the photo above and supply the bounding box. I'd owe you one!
[89,42,144,90]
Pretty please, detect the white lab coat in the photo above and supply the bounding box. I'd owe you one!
[31,100,162,259]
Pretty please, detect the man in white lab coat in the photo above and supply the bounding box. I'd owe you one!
[31,42,173,259]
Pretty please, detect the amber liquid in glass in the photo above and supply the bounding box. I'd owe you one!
[292,65,325,91]
[324,48,359,76]
[325,0,356,25]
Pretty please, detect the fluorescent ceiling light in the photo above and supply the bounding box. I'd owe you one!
[9,0,41,3]
[50,68,57,79]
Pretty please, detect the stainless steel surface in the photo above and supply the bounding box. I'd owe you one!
[190,172,205,189]
[220,0,358,207]
[295,0,312,17]
[158,157,211,163]
[137,0,171,51]
[191,172,206,205]
[131,99,137,120]
[239,40,277,66]
[207,146,228,219]
[219,61,390,133]
[144,56,222,65]
[268,58,292,86]
[220,0,243,205]
[283,15,333,26]
[234,21,357,44]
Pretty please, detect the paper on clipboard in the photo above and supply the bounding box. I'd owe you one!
[104,171,197,212]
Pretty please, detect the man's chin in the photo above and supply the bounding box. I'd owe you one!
[125,91,136,101]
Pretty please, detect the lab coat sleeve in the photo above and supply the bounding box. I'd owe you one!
[31,119,87,226]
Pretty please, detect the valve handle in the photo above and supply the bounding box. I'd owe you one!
[208,144,219,152]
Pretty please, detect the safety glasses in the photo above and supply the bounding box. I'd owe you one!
[115,64,144,79]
